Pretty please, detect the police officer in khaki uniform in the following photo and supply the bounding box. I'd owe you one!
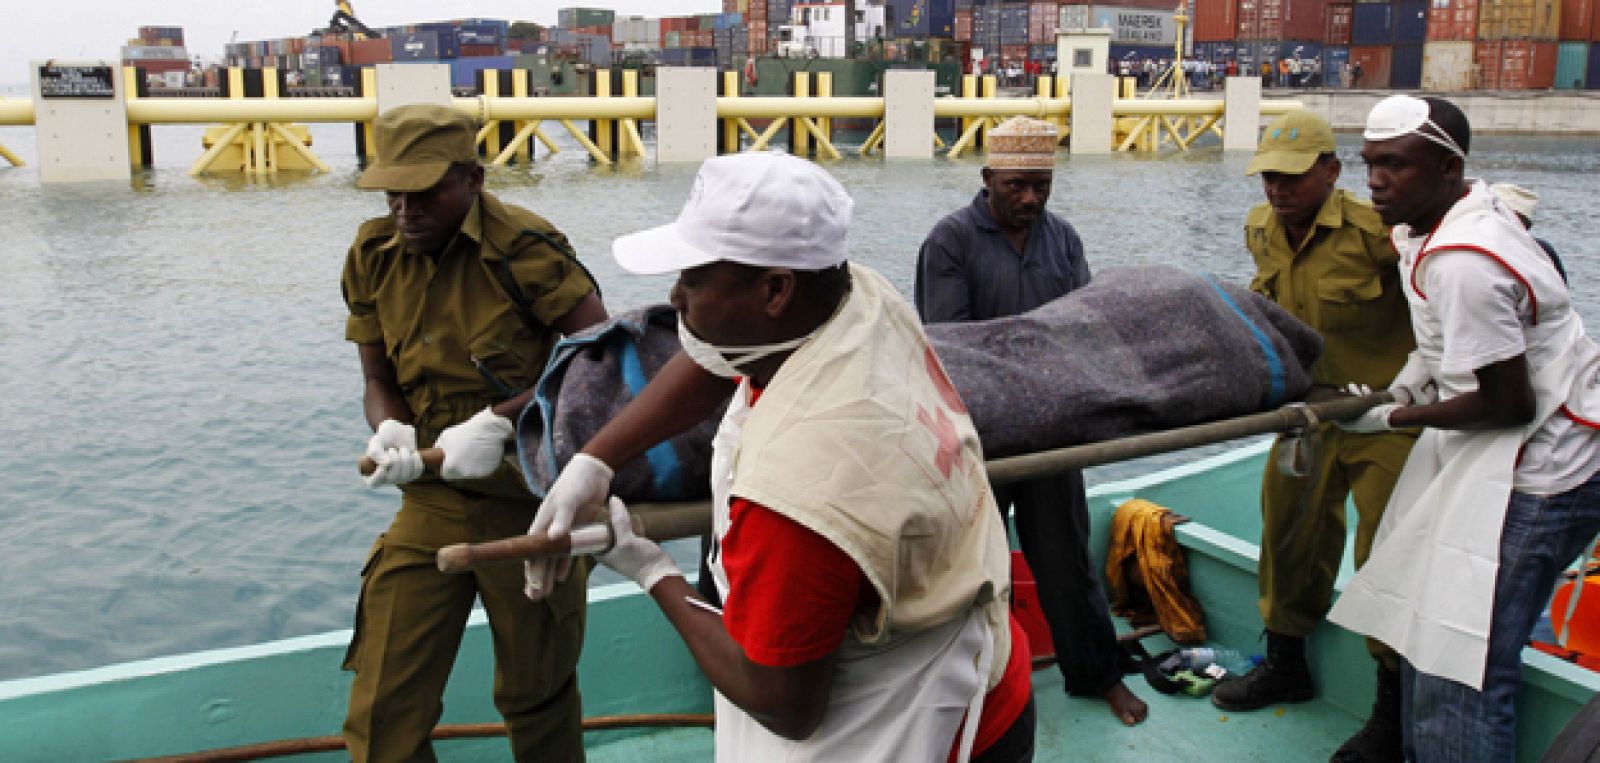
[340,105,608,762]
[1211,110,1417,763]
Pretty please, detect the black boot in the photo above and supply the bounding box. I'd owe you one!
[1330,664,1404,762]
[1211,631,1315,711]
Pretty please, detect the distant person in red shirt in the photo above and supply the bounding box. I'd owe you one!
[525,152,1035,761]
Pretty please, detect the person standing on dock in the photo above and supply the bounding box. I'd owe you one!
[339,104,608,762]
[525,151,1037,761]
[1329,94,1600,761]
[1213,109,1419,762]
[913,116,1149,727]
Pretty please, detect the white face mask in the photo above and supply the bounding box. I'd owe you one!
[677,316,817,379]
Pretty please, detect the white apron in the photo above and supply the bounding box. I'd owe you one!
[706,380,992,762]
[1329,181,1597,689]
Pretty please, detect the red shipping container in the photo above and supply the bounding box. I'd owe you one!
[1349,44,1393,85]
[459,43,502,57]
[1476,39,1558,86]
[956,10,973,41]
[574,25,614,42]
[348,38,392,65]
[1253,0,1332,40]
[1194,0,1241,41]
[1427,0,1480,40]
[1562,0,1595,39]
[1238,0,1261,37]
[1328,3,1354,43]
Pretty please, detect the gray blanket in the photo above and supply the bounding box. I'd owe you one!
[516,266,1321,501]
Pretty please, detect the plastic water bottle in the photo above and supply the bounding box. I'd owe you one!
[1161,647,1260,678]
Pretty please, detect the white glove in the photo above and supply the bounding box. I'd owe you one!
[435,407,514,480]
[366,448,425,487]
[596,496,680,593]
[364,420,422,488]
[1339,402,1401,433]
[1388,351,1439,407]
[524,453,614,600]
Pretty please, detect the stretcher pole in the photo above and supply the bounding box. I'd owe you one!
[389,392,1395,567]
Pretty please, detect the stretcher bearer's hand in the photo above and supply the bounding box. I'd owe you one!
[1338,384,1401,433]
[364,420,424,487]
[596,497,680,593]
[1388,351,1439,406]
[436,407,514,480]
[525,453,614,600]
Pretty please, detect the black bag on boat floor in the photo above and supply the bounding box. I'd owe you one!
[517,265,1321,501]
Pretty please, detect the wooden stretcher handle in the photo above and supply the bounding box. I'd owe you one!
[358,447,445,476]
[434,503,714,573]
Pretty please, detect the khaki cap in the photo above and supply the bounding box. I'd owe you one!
[356,105,478,192]
[1246,110,1336,176]
[986,117,1057,171]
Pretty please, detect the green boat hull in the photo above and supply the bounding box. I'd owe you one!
[2,441,1593,760]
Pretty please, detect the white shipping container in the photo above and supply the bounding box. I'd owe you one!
[1091,7,1177,44]
[1421,40,1475,90]
[1060,5,1093,29]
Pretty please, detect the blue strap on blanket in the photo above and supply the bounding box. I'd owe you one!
[1202,274,1287,407]
[518,317,684,499]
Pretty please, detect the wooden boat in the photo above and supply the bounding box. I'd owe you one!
[3,440,1593,761]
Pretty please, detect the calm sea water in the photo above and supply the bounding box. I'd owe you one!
[1,121,1596,681]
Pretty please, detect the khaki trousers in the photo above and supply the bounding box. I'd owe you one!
[1258,425,1416,664]
[343,484,590,762]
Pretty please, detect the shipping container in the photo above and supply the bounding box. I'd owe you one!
[1476,39,1557,86]
[1559,0,1595,38]
[559,8,616,29]
[1588,41,1600,86]
[456,23,504,47]
[1349,43,1394,84]
[1391,41,1424,84]
[1323,44,1352,81]
[1422,39,1477,86]
[393,33,441,61]
[1427,0,1481,40]
[349,38,393,65]
[1477,0,1561,39]
[1030,2,1060,43]
[1193,40,1240,62]
[452,55,516,88]
[1555,40,1590,84]
[1352,2,1395,43]
[1395,0,1429,41]
[1329,3,1354,44]
[1250,0,1332,41]
[122,45,189,61]
[956,9,974,40]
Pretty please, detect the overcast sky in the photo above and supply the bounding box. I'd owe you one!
[3,1,721,80]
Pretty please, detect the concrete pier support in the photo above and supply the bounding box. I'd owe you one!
[1223,76,1263,152]
[1069,73,1116,155]
[32,61,130,183]
[656,67,717,163]
[883,70,935,159]
[373,63,452,115]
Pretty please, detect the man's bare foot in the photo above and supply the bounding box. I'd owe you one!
[1103,681,1149,726]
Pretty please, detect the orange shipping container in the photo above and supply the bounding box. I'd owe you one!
[1428,0,1481,40]
[1477,0,1561,39]
[1194,0,1240,42]
[1349,44,1393,85]
[956,10,973,41]
[1560,0,1595,39]
[1476,38,1558,85]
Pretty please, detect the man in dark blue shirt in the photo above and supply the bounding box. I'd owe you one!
[914,117,1147,726]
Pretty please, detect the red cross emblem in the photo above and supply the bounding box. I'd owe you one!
[916,404,962,479]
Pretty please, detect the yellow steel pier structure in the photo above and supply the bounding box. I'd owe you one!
[0,65,1301,177]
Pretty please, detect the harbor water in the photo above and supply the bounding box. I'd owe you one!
[1,122,1596,682]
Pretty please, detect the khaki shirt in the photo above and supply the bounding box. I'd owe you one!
[342,190,596,446]
[1246,188,1414,388]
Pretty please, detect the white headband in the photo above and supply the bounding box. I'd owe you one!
[1364,95,1467,159]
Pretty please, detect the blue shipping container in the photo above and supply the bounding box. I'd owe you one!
[1394,0,1428,44]
[890,0,958,37]
[456,23,503,46]
[1323,46,1350,85]
[1351,3,1394,45]
[1588,43,1600,90]
[1192,41,1237,63]
[453,55,516,88]
[1391,42,1423,88]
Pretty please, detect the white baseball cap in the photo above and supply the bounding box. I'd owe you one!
[613,151,853,275]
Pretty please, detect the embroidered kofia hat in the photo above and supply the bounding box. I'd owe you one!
[986,117,1058,171]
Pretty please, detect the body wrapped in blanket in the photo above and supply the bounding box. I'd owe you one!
[516,265,1323,501]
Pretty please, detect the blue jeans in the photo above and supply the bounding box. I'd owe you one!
[1402,470,1600,761]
